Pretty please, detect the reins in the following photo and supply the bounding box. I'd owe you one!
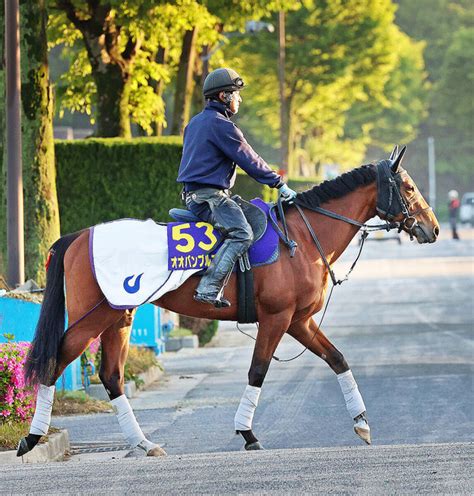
[240,159,430,362]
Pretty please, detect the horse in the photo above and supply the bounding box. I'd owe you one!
[18,146,439,457]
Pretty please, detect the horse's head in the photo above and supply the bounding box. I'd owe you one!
[376,146,440,243]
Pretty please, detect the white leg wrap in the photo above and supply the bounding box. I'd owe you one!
[30,385,55,436]
[111,394,146,448]
[337,370,366,419]
[234,385,261,431]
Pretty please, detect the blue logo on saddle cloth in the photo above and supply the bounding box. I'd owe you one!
[167,200,279,271]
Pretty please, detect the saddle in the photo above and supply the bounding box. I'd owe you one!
[169,196,267,323]
[169,195,267,243]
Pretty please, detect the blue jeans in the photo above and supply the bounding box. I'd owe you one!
[185,188,253,298]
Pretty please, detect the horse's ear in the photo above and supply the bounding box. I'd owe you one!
[389,145,399,161]
[391,145,407,172]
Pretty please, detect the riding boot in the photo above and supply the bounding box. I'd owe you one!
[194,240,245,308]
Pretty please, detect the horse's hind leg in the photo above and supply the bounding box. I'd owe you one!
[18,304,124,457]
[288,317,371,444]
[99,310,166,457]
[235,311,291,451]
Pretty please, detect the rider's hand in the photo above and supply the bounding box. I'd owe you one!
[279,183,297,202]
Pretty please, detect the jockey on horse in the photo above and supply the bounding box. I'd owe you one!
[177,68,297,308]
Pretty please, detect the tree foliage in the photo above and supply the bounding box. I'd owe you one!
[48,0,219,136]
[223,0,427,175]
[394,0,474,199]
[435,27,474,134]
[49,1,297,136]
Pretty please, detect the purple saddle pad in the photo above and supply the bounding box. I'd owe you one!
[246,198,279,267]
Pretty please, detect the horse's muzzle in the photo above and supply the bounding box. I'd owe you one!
[413,223,439,244]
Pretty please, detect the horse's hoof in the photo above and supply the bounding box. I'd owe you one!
[354,425,371,444]
[146,445,167,457]
[245,441,264,451]
[354,412,371,445]
[16,438,31,457]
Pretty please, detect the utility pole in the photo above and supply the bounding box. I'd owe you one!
[428,136,436,211]
[5,0,24,287]
[278,11,288,177]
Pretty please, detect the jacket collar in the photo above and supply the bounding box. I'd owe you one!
[205,100,234,119]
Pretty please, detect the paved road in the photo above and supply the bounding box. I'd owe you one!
[1,443,472,495]
[1,228,472,494]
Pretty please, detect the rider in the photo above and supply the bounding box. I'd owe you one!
[177,68,297,308]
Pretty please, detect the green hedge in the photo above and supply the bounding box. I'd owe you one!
[55,137,184,233]
[233,170,320,201]
[55,138,321,234]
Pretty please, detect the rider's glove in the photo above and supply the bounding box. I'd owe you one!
[278,183,297,202]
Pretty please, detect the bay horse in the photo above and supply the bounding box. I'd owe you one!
[19,146,439,457]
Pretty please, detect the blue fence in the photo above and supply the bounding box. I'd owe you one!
[0,298,167,391]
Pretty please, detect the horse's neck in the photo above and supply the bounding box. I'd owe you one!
[299,183,377,264]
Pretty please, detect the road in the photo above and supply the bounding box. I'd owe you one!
[0,225,472,494]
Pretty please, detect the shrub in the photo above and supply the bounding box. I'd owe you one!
[124,346,160,387]
[178,315,219,346]
[55,137,184,233]
[54,138,288,234]
[0,336,36,423]
[87,342,160,388]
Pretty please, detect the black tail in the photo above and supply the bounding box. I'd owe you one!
[25,232,82,386]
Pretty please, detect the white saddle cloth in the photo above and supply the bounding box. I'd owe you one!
[90,219,201,309]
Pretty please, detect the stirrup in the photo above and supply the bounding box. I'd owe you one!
[193,292,231,308]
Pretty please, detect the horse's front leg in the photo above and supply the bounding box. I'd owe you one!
[288,317,371,444]
[235,311,292,451]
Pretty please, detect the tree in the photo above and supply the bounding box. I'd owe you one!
[224,0,426,174]
[49,0,219,137]
[0,1,60,283]
[394,0,474,201]
[20,0,61,284]
[435,27,474,134]
[0,0,6,274]
[50,0,153,138]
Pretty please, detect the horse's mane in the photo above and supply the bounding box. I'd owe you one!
[295,164,377,209]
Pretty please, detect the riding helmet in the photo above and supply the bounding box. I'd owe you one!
[203,68,245,97]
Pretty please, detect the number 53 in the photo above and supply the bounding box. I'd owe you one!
[172,222,217,253]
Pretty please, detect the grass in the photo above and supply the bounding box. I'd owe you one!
[0,423,60,451]
[89,345,163,386]
[52,390,111,416]
[0,391,111,450]
[169,327,193,338]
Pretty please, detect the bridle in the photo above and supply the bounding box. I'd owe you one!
[375,159,432,241]
[261,157,433,362]
[269,159,432,285]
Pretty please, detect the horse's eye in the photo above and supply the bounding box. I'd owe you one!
[405,185,415,193]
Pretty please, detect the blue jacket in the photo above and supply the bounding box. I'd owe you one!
[177,101,282,192]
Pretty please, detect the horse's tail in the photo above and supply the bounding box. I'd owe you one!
[25,232,82,386]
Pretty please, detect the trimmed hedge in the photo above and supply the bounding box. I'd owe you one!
[55,137,184,233]
[55,138,321,234]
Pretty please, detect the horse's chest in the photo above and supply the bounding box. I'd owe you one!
[296,264,328,307]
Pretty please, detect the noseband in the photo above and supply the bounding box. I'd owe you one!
[375,160,432,240]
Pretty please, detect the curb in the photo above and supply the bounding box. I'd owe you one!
[0,430,70,464]
[86,365,164,400]
[165,335,199,352]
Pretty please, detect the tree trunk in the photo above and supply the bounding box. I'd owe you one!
[94,65,132,138]
[152,46,168,137]
[0,0,6,274]
[58,1,135,138]
[172,27,198,136]
[278,11,289,177]
[20,0,60,285]
[191,47,204,116]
